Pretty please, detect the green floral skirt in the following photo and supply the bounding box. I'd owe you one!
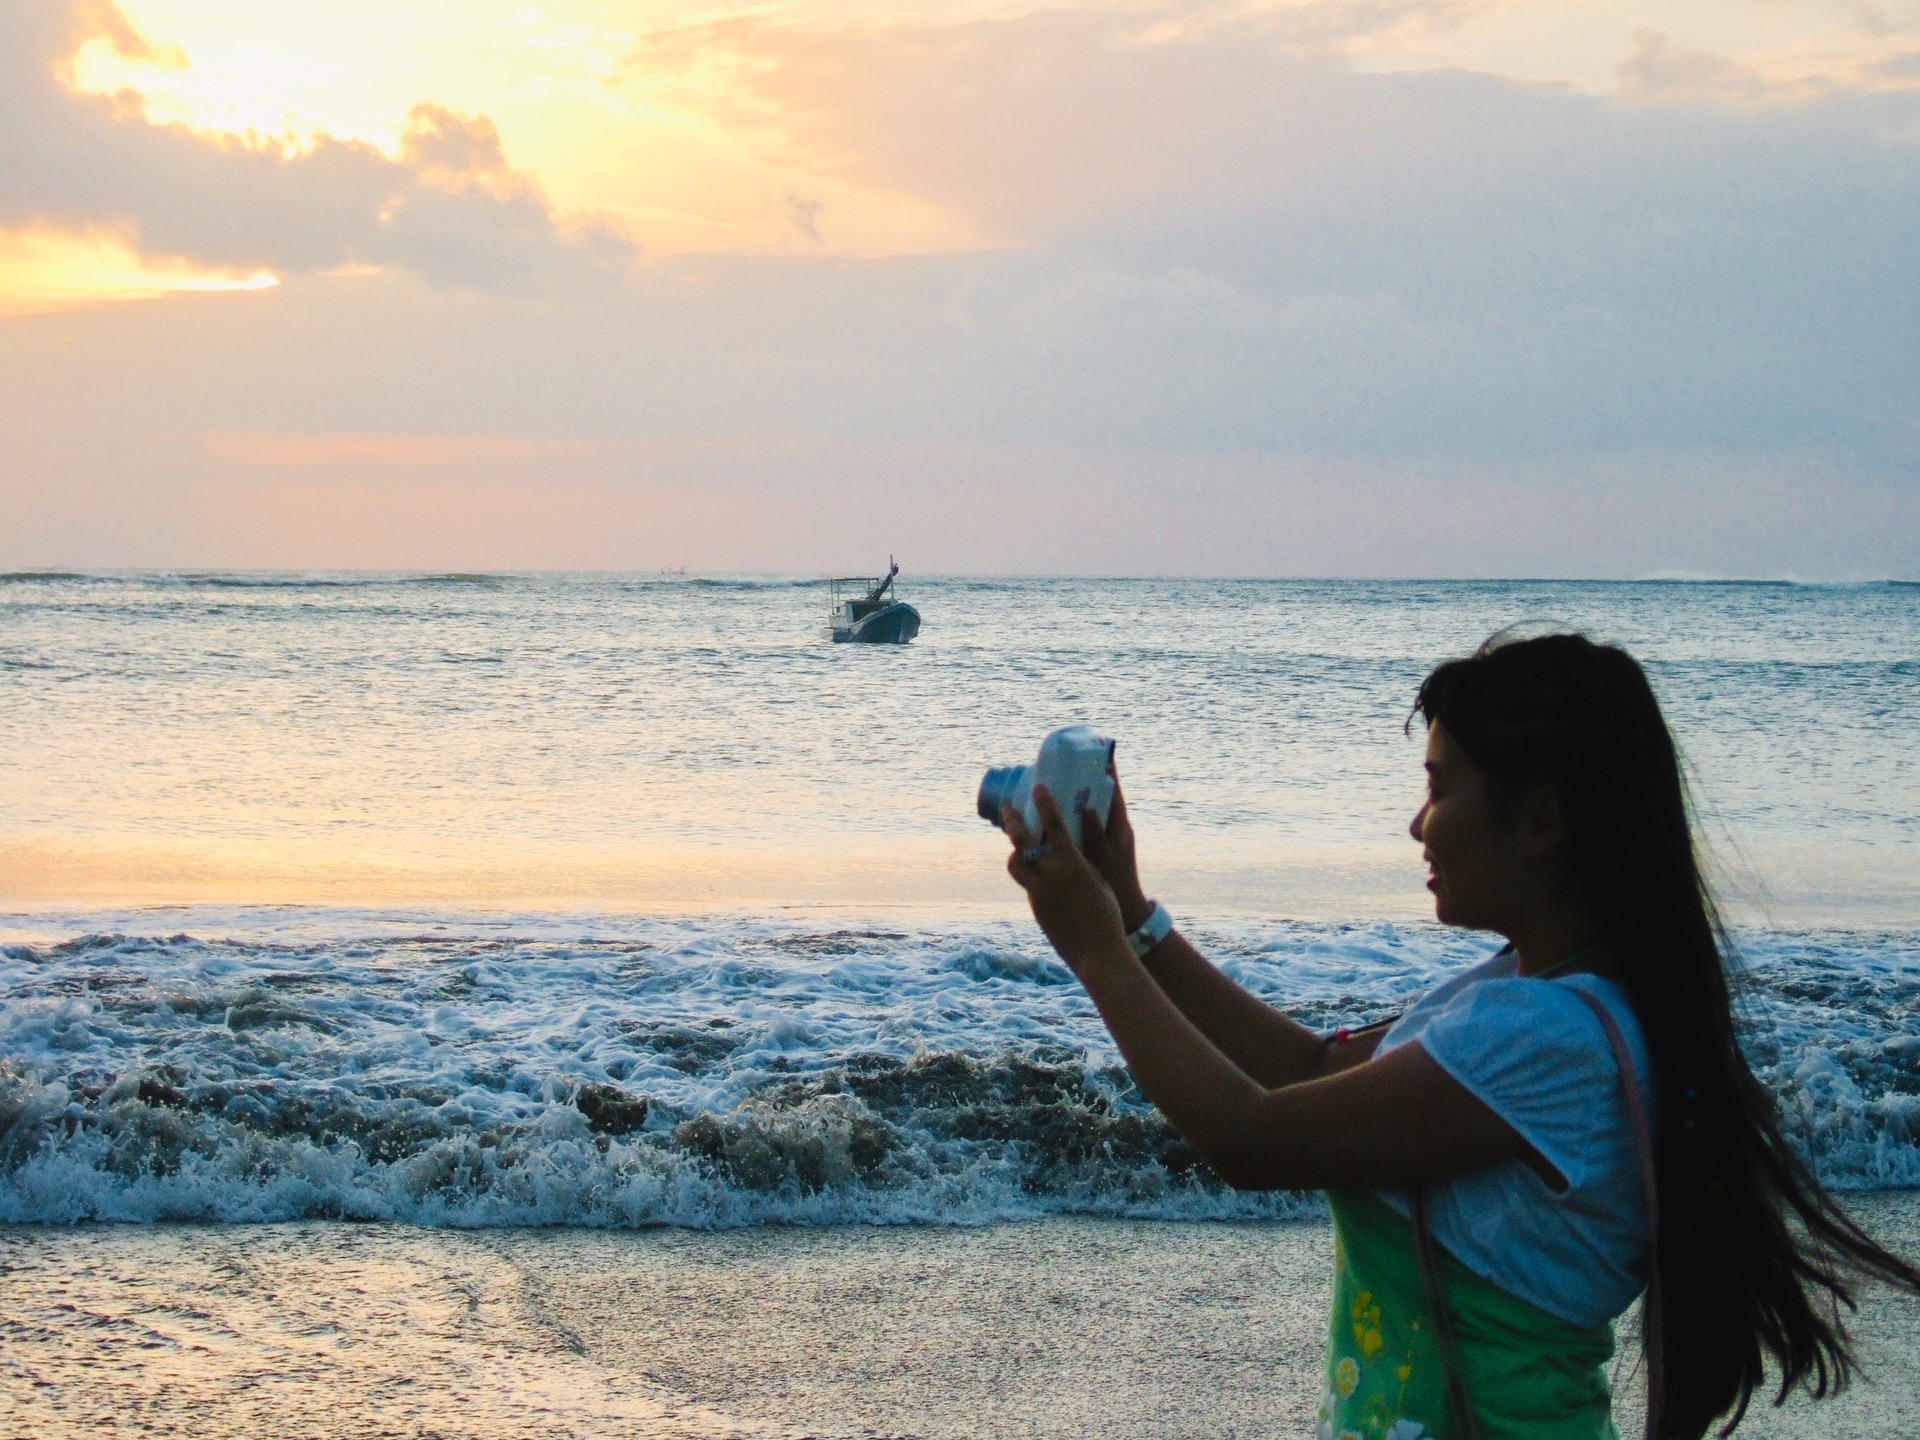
[1320,1189,1619,1440]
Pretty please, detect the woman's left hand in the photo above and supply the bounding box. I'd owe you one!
[1003,785,1129,973]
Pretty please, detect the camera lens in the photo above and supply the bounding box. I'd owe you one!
[977,765,1027,826]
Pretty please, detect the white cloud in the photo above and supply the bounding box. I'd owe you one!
[2,0,1917,573]
[1616,27,1920,109]
[0,0,634,290]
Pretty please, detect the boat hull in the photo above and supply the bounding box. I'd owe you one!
[832,602,921,644]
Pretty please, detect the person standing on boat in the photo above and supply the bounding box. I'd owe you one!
[999,632,1920,1439]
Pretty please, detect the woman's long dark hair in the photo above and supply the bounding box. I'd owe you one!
[1414,631,1920,1440]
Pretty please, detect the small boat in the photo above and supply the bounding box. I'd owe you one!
[824,558,921,644]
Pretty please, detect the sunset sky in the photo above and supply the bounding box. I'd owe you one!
[3,0,1917,575]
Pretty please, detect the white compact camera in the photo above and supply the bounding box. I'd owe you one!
[977,726,1117,851]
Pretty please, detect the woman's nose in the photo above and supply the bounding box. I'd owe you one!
[1409,802,1429,843]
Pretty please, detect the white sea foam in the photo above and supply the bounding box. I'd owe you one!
[2,909,1913,1227]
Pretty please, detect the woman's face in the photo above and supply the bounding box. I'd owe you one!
[1409,721,1530,932]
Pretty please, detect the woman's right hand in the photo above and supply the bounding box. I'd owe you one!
[1081,769,1154,933]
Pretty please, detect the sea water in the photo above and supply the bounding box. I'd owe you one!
[2,573,1916,1225]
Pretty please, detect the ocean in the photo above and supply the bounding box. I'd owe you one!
[3,573,1918,1228]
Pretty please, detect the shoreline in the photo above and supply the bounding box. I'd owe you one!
[9,896,1920,934]
[5,1196,1918,1439]
[6,912,1919,1224]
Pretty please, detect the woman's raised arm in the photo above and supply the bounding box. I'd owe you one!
[1009,786,1536,1191]
[1076,774,1383,1087]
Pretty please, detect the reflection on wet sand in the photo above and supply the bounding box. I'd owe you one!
[6,1205,1919,1439]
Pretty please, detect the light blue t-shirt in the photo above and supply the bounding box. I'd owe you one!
[1373,948,1655,1329]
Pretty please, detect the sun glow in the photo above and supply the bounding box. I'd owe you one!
[0,229,279,318]
[12,0,1919,315]
[60,0,992,259]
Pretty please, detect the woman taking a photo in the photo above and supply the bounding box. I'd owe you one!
[1001,632,1918,1440]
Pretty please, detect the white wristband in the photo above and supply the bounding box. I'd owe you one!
[1126,900,1173,958]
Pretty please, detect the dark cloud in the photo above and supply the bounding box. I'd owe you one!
[784,194,825,244]
[1614,31,1784,108]
[611,8,1920,461]
[0,0,634,290]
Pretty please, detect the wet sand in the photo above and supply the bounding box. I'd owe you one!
[4,1197,1917,1439]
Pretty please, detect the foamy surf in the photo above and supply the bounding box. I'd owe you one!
[2,909,1914,1227]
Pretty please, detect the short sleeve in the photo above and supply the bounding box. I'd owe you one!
[1412,978,1626,1192]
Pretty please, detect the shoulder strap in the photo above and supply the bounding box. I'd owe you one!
[1410,1183,1480,1440]
[1409,984,1663,1440]
[1567,985,1664,1440]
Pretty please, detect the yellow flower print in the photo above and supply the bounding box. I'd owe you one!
[1335,1357,1359,1398]
[1397,1364,1412,1384]
[1349,1292,1384,1355]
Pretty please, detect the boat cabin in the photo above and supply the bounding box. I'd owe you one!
[823,558,921,644]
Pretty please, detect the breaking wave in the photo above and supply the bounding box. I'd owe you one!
[1,912,1915,1227]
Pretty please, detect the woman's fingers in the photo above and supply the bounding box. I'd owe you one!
[999,783,1130,972]
[1084,768,1137,882]
[1030,785,1078,853]
[1002,800,1054,881]
[1107,772,1134,844]
[1000,802,1036,850]
[1082,807,1111,865]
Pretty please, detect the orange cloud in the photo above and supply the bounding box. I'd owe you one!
[1618,28,1920,109]
[0,0,634,303]
[0,227,276,316]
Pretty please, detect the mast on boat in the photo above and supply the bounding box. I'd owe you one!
[824,556,920,644]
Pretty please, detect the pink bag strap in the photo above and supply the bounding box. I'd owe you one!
[1409,983,1662,1440]
[1410,1182,1480,1440]
[1567,985,1663,1440]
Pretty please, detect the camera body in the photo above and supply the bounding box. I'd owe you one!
[978,726,1116,850]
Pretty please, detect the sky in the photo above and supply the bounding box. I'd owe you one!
[2,0,1918,576]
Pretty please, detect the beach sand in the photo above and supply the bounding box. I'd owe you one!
[4,1196,1917,1440]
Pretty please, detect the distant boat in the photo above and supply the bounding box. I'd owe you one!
[824,558,921,644]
